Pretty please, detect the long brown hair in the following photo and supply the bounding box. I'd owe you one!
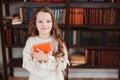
[28,7,65,57]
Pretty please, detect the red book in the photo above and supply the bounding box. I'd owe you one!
[32,42,52,54]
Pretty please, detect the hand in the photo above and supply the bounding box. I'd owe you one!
[32,48,48,62]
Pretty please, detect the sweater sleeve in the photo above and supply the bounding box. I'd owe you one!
[56,43,69,71]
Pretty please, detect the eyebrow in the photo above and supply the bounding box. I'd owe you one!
[36,19,52,20]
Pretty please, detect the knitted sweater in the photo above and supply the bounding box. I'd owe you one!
[22,36,69,80]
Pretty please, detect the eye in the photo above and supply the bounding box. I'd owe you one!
[47,20,51,23]
[39,21,42,23]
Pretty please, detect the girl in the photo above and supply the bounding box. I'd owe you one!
[22,7,69,80]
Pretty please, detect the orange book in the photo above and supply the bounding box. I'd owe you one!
[32,42,52,54]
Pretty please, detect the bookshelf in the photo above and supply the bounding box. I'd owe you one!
[1,1,68,80]
[67,1,120,79]
[0,1,3,29]
[1,0,120,80]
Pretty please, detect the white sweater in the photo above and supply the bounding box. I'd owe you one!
[22,36,69,80]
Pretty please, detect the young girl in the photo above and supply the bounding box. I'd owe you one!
[22,7,69,80]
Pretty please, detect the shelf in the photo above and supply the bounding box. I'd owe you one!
[4,24,28,28]
[4,23,66,29]
[70,65,120,69]
[5,44,25,48]
[7,58,22,67]
[1,1,120,80]
[68,46,120,50]
[69,25,120,30]
[7,2,66,8]
[7,44,119,49]
[70,3,120,8]
[12,24,28,29]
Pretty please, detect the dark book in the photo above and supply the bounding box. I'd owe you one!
[86,50,95,66]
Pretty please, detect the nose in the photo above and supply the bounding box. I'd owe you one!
[42,21,47,26]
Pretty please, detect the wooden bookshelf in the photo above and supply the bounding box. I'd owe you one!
[1,0,120,80]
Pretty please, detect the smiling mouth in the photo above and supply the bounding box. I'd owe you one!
[41,28,48,30]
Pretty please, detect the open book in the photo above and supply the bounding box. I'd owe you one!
[32,42,52,54]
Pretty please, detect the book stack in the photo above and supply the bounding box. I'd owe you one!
[70,54,86,66]
[3,16,22,25]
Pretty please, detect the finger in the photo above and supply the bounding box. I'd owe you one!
[48,51,52,53]
[32,55,35,58]
[31,54,34,59]
[48,51,52,55]
[37,48,45,54]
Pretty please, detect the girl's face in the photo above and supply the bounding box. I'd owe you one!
[36,11,52,36]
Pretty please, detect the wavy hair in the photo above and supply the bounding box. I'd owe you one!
[28,7,65,57]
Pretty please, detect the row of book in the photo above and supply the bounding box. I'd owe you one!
[70,49,120,67]
[19,7,66,24]
[69,30,120,47]
[3,0,119,3]
[4,28,65,45]
[4,0,64,2]
[19,7,119,25]
[4,26,120,47]
[70,0,116,2]
[27,0,64,2]
[69,8,117,25]
[87,49,120,66]
[4,28,28,46]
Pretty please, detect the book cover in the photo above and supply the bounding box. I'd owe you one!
[32,42,52,54]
